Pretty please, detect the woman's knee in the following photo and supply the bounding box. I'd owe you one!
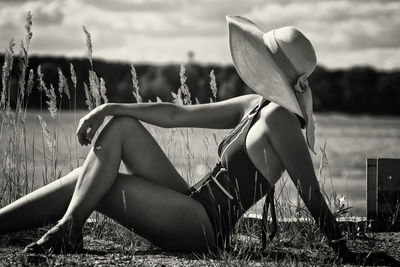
[57,167,82,188]
[98,116,141,142]
[71,166,83,176]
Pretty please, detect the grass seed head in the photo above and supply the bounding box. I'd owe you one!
[179,64,191,105]
[131,65,142,103]
[89,69,101,107]
[36,65,46,93]
[58,67,70,98]
[70,63,77,89]
[46,84,58,118]
[38,114,55,154]
[82,25,93,67]
[83,82,93,110]
[37,66,58,118]
[25,11,33,45]
[209,69,217,101]
[26,69,34,96]
[1,39,16,110]
[100,77,108,103]
[16,12,33,103]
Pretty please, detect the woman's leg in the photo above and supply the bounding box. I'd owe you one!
[97,173,215,251]
[0,116,188,234]
[58,116,189,232]
[0,168,79,234]
[12,116,214,252]
[0,170,216,251]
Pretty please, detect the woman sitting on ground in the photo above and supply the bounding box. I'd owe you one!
[0,16,352,260]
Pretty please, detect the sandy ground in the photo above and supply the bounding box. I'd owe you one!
[1,224,400,266]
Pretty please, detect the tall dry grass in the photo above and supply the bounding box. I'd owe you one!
[0,12,33,203]
[0,12,358,264]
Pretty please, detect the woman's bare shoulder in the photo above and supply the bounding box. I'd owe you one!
[239,94,263,115]
[261,102,302,130]
[218,94,263,122]
[259,103,311,163]
[232,94,262,106]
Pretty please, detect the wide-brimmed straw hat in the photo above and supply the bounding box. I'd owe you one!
[226,15,317,153]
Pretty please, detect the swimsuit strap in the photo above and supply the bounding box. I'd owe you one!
[218,98,268,159]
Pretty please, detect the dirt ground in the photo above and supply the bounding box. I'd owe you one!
[1,226,400,266]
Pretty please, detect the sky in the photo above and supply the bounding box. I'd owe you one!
[0,0,399,70]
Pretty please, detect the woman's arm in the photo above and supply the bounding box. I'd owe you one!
[105,94,257,129]
[77,94,260,146]
[263,106,351,257]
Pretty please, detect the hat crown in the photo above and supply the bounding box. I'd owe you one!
[273,26,317,77]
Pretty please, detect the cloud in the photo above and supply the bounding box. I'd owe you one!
[246,1,400,51]
[33,1,64,25]
[0,0,399,69]
[84,0,181,12]
[81,0,265,37]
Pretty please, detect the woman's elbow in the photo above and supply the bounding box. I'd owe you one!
[161,103,181,128]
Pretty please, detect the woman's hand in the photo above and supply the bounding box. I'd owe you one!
[76,104,108,146]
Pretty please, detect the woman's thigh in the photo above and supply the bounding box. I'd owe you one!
[103,117,189,194]
[97,173,216,252]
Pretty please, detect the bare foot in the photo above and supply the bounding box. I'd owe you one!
[24,224,83,254]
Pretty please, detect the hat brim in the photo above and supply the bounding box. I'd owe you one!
[226,16,304,119]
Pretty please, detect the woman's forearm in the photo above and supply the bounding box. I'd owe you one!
[101,95,251,129]
[104,102,178,128]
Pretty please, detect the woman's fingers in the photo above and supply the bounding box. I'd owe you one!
[76,118,90,146]
[76,119,102,146]
[76,107,106,146]
[86,121,101,144]
[77,129,88,146]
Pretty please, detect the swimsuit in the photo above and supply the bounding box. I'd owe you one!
[189,99,346,253]
[189,99,274,250]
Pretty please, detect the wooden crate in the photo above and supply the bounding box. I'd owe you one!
[366,158,400,231]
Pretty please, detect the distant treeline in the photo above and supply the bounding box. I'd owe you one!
[1,54,399,114]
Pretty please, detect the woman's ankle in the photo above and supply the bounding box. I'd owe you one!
[57,216,83,238]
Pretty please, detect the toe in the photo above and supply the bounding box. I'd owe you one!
[23,242,45,254]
